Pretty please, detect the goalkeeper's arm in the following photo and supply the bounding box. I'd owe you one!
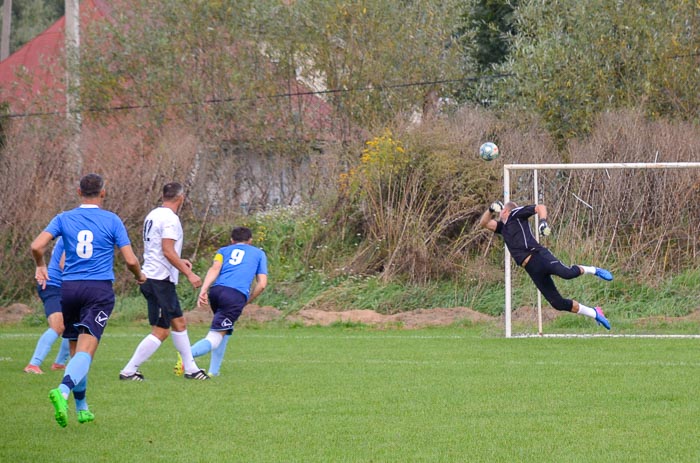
[535,204,551,236]
[480,207,498,232]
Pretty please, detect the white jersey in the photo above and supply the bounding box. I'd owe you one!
[141,206,183,284]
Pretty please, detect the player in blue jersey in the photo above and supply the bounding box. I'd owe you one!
[120,182,209,381]
[24,237,71,374]
[480,201,612,329]
[177,227,267,377]
[31,173,145,427]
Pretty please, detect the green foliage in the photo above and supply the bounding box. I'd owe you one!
[496,0,700,143]
[460,0,517,71]
[2,0,63,54]
[334,128,501,283]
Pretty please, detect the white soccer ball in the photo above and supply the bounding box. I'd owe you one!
[479,142,500,161]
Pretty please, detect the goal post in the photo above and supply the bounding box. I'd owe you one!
[502,162,700,338]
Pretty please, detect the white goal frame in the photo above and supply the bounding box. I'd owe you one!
[502,162,700,338]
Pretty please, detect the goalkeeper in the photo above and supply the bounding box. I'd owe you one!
[480,201,612,330]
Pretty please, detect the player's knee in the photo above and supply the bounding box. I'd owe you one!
[205,331,223,350]
[548,296,572,312]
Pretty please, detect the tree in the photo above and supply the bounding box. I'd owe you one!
[1,0,63,54]
[494,0,700,144]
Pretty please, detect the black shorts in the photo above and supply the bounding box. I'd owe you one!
[61,280,115,340]
[140,278,183,328]
[208,285,247,335]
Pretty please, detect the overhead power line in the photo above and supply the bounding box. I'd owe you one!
[0,73,512,120]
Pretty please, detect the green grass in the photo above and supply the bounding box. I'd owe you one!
[2,323,699,462]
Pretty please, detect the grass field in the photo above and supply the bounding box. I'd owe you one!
[2,323,699,462]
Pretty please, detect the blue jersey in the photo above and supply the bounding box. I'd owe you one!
[212,243,267,300]
[46,236,64,288]
[45,205,131,281]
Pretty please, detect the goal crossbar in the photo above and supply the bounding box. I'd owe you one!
[502,161,700,338]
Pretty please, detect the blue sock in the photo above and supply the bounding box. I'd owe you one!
[55,338,70,365]
[208,334,230,376]
[73,376,89,411]
[60,352,92,396]
[191,339,212,358]
[30,328,59,366]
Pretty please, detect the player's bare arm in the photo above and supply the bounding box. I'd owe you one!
[119,245,146,284]
[197,260,223,308]
[247,274,268,305]
[480,201,502,232]
[162,238,202,288]
[31,231,55,289]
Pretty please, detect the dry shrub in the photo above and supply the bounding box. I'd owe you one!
[542,110,700,279]
[335,107,699,284]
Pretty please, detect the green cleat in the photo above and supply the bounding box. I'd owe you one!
[48,388,68,428]
[77,410,95,424]
[174,353,184,376]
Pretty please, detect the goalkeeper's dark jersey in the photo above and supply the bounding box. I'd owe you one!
[494,205,545,266]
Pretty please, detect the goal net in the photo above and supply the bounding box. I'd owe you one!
[502,162,700,338]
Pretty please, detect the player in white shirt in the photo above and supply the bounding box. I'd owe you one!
[119,182,209,380]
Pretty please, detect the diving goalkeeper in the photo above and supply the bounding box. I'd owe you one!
[480,201,612,330]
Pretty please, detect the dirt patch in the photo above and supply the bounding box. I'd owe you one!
[184,305,495,329]
[287,306,495,328]
[510,306,565,323]
[0,303,34,324]
[184,304,284,325]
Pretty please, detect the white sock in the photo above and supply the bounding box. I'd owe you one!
[579,265,596,275]
[122,334,161,375]
[577,304,597,319]
[171,329,200,374]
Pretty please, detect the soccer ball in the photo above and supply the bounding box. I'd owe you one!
[479,142,500,161]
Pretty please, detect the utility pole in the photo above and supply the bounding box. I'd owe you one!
[65,0,82,174]
[1,0,11,61]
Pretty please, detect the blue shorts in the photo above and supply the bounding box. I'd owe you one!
[140,278,183,328]
[37,284,62,318]
[61,280,115,341]
[208,286,247,334]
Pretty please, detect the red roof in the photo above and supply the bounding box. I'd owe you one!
[0,0,110,112]
[0,0,354,142]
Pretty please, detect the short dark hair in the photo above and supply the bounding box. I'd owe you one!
[162,182,184,201]
[79,173,104,198]
[230,227,252,243]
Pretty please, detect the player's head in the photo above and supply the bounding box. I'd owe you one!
[230,227,253,244]
[501,201,518,220]
[162,182,184,202]
[79,173,105,198]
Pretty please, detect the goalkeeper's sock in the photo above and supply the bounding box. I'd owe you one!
[577,304,597,319]
[579,265,596,275]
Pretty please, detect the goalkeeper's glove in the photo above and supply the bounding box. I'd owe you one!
[538,219,552,236]
[489,201,504,213]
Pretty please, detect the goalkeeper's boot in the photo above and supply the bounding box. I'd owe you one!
[594,267,613,281]
[594,307,611,330]
[48,388,68,428]
[77,409,95,424]
[174,353,184,376]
